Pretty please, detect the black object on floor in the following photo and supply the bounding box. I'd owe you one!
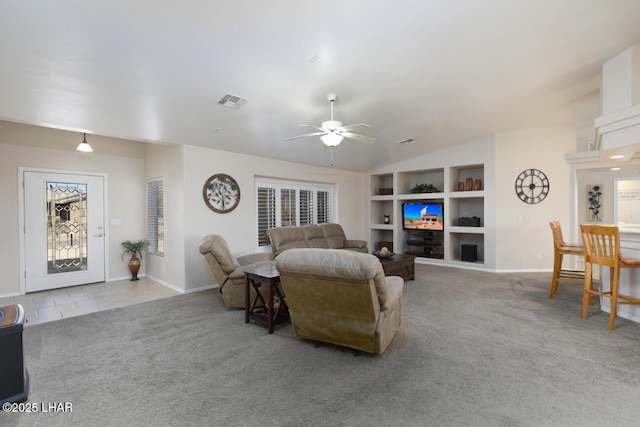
[0,304,29,404]
[461,244,478,262]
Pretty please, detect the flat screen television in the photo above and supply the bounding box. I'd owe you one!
[402,202,444,231]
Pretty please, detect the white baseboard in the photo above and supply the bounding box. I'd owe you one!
[598,304,640,324]
[107,275,132,282]
[413,257,552,274]
[0,291,22,300]
[144,274,184,293]
[183,284,219,294]
[143,274,218,294]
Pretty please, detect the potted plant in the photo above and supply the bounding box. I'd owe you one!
[409,183,438,194]
[121,239,149,281]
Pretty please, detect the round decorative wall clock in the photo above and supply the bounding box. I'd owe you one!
[515,168,549,204]
[203,174,241,213]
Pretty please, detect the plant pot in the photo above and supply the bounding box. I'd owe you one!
[128,256,141,281]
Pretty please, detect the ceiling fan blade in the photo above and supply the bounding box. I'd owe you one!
[298,124,326,132]
[340,123,371,131]
[285,131,327,141]
[340,131,376,144]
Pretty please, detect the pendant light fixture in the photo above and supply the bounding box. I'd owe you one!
[76,133,93,152]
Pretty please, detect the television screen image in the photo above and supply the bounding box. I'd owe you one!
[403,203,444,230]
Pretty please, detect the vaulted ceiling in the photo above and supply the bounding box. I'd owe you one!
[1,1,640,171]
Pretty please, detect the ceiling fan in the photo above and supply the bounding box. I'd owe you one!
[286,94,376,147]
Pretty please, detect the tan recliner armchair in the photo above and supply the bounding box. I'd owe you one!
[275,248,404,354]
[199,235,274,308]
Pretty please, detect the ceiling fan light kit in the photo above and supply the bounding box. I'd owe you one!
[320,133,343,147]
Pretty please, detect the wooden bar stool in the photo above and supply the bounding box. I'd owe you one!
[549,221,584,298]
[580,224,640,330]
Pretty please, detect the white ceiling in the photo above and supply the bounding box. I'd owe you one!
[1,0,640,171]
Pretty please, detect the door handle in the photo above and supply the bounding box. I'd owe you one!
[94,233,103,237]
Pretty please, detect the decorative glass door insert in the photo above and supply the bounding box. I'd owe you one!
[47,182,88,273]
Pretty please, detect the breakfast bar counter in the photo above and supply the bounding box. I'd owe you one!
[599,227,640,324]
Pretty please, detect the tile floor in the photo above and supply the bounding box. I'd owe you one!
[0,278,180,327]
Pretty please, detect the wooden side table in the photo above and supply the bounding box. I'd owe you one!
[244,263,289,334]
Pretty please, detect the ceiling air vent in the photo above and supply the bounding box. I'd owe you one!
[217,93,248,110]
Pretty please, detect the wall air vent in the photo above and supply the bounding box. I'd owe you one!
[217,93,248,110]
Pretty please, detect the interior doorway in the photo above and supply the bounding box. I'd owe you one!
[23,170,106,293]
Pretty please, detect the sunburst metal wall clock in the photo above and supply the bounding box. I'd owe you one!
[203,174,240,213]
[515,168,549,204]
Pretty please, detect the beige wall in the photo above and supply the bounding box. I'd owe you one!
[181,144,366,292]
[367,126,576,272]
[144,143,186,290]
[494,124,576,271]
[0,121,146,297]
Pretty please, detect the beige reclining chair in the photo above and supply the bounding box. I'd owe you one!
[275,248,404,354]
[199,235,274,308]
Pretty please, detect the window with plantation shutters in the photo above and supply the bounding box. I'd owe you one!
[317,190,329,224]
[147,178,164,256]
[299,190,313,225]
[257,187,276,246]
[281,189,296,226]
[255,178,333,248]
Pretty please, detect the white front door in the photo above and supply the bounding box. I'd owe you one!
[24,171,106,292]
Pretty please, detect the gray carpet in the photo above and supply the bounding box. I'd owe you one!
[2,264,640,427]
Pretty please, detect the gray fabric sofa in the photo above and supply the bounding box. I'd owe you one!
[267,223,368,256]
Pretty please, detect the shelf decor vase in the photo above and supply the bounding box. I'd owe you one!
[474,179,482,191]
[465,178,473,191]
[128,256,141,281]
[457,182,465,191]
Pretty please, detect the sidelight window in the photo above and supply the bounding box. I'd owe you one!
[147,178,164,256]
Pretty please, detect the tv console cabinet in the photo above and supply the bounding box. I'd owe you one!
[405,230,443,259]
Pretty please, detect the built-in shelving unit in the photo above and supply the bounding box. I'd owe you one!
[368,163,487,269]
